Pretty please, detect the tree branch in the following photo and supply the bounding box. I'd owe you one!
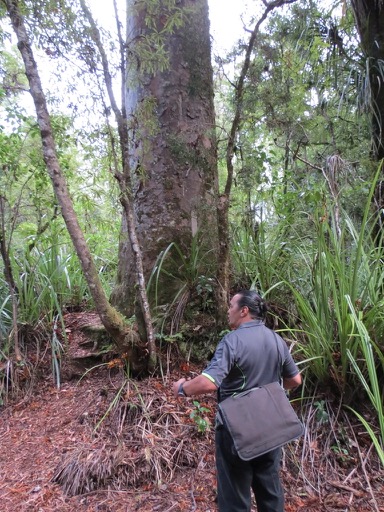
[216,0,298,323]
[78,0,157,370]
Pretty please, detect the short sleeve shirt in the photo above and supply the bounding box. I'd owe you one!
[202,320,299,402]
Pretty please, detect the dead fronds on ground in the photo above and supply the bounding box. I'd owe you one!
[52,378,215,498]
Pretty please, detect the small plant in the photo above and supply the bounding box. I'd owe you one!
[195,275,215,311]
[331,444,349,461]
[330,433,355,466]
[51,315,64,389]
[155,331,183,344]
[190,400,211,434]
[314,400,329,425]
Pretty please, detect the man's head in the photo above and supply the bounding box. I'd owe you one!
[228,289,267,330]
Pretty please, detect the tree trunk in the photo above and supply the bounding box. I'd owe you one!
[111,0,219,316]
[351,0,384,235]
[79,0,157,372]
[3,0,135,359]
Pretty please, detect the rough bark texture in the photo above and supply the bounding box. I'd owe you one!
[351,0,384,235]
[351,0,384,159]
[111,0,219,316]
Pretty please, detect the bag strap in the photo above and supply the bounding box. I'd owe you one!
[273,332,284,383]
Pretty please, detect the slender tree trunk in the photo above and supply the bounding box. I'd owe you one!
[3,0,132,355]
[79,0,157,371]
[216,0,298,325]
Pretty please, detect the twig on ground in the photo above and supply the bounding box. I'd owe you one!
[327,480,363,496]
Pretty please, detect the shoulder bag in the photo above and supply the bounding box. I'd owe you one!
[218,334,304,460]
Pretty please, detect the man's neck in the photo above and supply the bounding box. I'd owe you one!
[237,315,256,326]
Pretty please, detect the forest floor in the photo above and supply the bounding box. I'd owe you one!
[0,312,383,512]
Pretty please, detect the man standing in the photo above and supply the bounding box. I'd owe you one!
[172,289,302,512]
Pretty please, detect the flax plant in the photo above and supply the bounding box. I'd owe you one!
[0,283,12,341]
[231,220,293,295]
[1,244,86,389]
[289,169,384,392]
[345,295,384,465]
[147,234,215,327]
[8,243,93,327]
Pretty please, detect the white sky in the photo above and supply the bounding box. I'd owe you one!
[208,0,246,52]
[89,0,246,53]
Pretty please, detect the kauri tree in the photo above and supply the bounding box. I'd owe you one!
[111,0,220,321]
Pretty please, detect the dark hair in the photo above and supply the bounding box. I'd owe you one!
[235,289,268,319]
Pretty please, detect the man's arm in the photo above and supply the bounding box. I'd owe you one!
[172,374,217,398]
[283,373,302,390]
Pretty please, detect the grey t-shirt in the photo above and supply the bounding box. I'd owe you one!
[202,320,299,402]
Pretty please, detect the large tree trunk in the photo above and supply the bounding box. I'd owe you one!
[111,0,219,316]
[351,0,384,235]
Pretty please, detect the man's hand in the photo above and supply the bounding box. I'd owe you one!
[172,378,186,398]
[172,374,217,399]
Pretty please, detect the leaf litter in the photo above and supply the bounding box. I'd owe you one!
[0,312,383,512]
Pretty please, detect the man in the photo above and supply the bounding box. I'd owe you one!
[172,289,302,512]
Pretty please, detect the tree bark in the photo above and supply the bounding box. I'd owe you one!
[3,0,132,356]
[79,0,157,372]
[111,0,220,317]
[351,0,384,235]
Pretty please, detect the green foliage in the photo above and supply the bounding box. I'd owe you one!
[0,46,29,96]
[345,407,384,466]
[288,215,384,389]
[290,162,382,384]
[216,0,371,241]
[314,400,329,425]
[12,244,88,324]
[190,400,211,434]
[1,0,384,465]
[132,95,160,178]
[51,315,64,389]
[128,0,188,74]
[346,298,384,463]
[0,104,119,343]
[155,331,183,344]
[147,234,215,321]
[2,237,117,327]
[0,278,12,341]
[231,219,292,295]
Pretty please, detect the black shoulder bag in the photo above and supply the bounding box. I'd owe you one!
[218,334,304,460]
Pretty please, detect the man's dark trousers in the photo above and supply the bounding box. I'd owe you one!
[215,425,284,512]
